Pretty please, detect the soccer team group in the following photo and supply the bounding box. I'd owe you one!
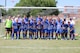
[5,15,75,40]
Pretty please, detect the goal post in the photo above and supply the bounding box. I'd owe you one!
[0,7,80,9]
[0,6,80,37]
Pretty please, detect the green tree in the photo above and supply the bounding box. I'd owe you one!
[8,0,59,16]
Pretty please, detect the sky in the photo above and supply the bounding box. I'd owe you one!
[0,0,80,7]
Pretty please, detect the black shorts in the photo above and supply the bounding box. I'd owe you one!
[5,28,12,31]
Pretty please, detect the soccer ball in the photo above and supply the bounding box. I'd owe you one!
[4,37,7,39]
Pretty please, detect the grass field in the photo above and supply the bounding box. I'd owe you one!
[0,19,80,53]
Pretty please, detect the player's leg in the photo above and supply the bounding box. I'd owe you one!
[65,32,68,40]
[48,30,50,39]
[22,29,25,39]
[16,31,19,40]
[40,29,42,39]
[11,30,14,40]
[55,29,59,40]
[51,29,54,39]
[5,28,8,39]
[34,29,38,39]
[29,29,33,39]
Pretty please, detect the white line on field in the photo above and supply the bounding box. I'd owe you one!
[0,46,80,49]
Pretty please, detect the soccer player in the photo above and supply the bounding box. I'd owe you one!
[32,19,37,39]
[27,20,33,39]
[36,21,43,39]
[11,19,19,40]
[52,19,57,39]
[47,18,54,39]
[20,19,27,39]
[42,16,48,39]
[29,15,34,23]
[68,22,75,40]
[36,15,43,23]
[15,15,22,39]
[69,18,75,25]
[23,15,29,39]
[61,21,68,40]
[5,16,12,39]
[56,17,62,40]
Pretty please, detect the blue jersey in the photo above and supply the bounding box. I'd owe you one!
[24,18,28,24]
[20,22,26,30]
[56,20,62,30]
[68,24,75,33]
[48,22,53,30]
[12,22,18,30]
[61,24,68,33]
[53,22,57,30]
[32,22,37,29]
[42,20,48,29]
[37,24,43,29]
[36,17,43,22]
[27,23,33,30]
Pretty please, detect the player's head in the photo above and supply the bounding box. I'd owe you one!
[57,16,60,22]
[23,15,27,18]
[37,15,41,18]
[17,15,20,18]
[16,19,18,23]
[70,18,72,21]
[38,21,41,24]
[8,16,12,20]
[22,19,25,23]
[33,19,36,23]
[43,16,47,21]
[64,18,66,21]
[62,21,65,24]
[53,19,56,23]
[68,21,70,25]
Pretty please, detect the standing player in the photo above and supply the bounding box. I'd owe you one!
[68,22,75,40]
[47,18,54,39]
[12,19,19,40]
[36,15,43,23]
[42,16,48,39]
[61,21,68,40]
[20,19,27,39]
[56,17,62,40]
[23,15,29,38]
[52,19,57,39]
[15,15,22,39]
[36,21,43,39]
[5,16,12,39]
[32,19,37,39]
[27,20,33,39]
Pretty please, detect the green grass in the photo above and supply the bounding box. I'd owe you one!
[0,39,80,53]
[75,19,80,35]
[0,19,80,53]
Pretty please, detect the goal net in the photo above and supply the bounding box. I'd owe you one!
[0,7,80,37]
